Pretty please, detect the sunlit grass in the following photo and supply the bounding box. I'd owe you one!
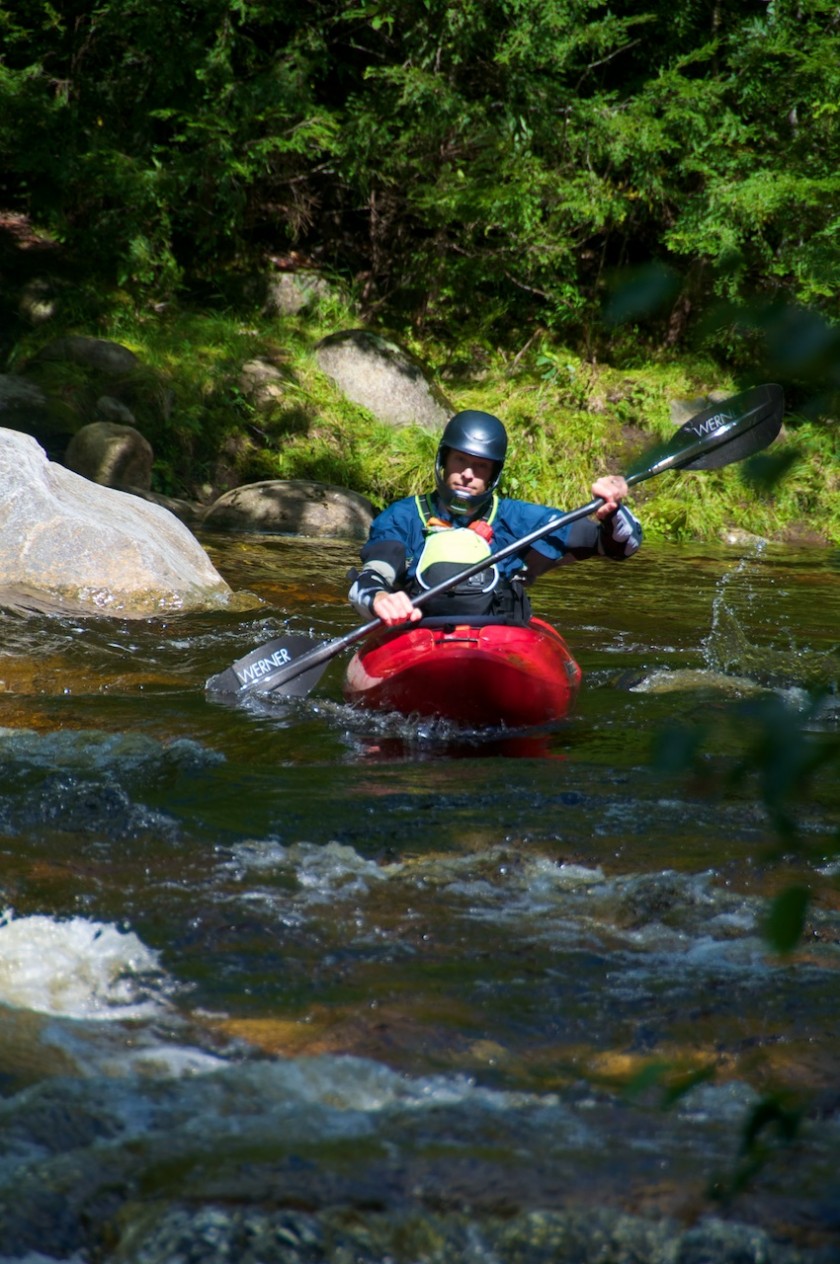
[11,288,839,542]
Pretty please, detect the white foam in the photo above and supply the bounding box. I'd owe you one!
[0,910,167,1019]
[228,839,395,902]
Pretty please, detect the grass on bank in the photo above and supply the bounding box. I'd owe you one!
[11,286,840,545]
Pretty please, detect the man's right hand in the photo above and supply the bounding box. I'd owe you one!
[372,590,423,626]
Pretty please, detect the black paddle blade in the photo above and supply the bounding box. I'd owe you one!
[205,634,327,699]
[627,384,784,483]
[676,383,784,470]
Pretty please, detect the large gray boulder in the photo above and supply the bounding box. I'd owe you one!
[202,479,375,539]
[315,329,450,431]
[0,429,237,617]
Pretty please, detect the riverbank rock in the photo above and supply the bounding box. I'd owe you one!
[18,275,66,325]
[31,334,141,377]
[4,334,175,468]
[65,421,154,490]
[263,270,333,317]
[0,429,238,617]
[201,478,375,539]
[239,357,289,410]
[315,329,451,431]
[0,372,78,459]
[123,485,207,527]
[670,390,731,425]
[0,374,50,422]
[719,527,766,548]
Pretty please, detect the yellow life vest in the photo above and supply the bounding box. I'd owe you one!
[411,494,500,614]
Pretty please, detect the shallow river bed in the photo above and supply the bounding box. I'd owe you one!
[0,535,838,1263]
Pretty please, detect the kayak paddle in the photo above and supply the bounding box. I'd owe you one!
[206,382,784,701]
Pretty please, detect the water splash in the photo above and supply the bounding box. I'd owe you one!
[701,541,768,677]
[700,542,838,694]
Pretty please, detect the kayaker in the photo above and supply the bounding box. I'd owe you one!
[348,409,642,625]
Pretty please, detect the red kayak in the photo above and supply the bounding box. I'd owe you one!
[343,616,582,727]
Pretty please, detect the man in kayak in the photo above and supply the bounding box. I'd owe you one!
[348,409,641,625]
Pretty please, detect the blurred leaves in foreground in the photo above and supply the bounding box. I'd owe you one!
[652,691,840,863]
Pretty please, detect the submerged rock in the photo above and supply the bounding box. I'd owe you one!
[628,668,766,696]
[89,1204,836,1264]
[0,428,239,617]
[719,527,766,547]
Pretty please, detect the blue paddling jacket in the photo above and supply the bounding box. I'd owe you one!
[349,490,642,618]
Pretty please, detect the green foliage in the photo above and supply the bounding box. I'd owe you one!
[653,691,840,854]
[763,884,811,956]
[649,689,837,1202]
[7,272,836,544]
[633,415,840,545]
[0,0,339,287]
[237,412,439,511]
[736,420,840,544]
[709,1092,804,1204]
[2,0,838,355]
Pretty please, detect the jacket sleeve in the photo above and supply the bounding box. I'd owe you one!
[347,538,407,617]
[563,505,643,561]
[347,501,416,617]
[523,503,643,566]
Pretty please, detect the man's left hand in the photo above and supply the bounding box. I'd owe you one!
[591,474,629,520]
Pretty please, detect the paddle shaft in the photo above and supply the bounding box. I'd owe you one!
[227,383,783,696]
[249,399,762,689]
[406,388,784,613]
[249,494,606,690]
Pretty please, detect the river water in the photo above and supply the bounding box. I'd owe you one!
[0,532,838,1264]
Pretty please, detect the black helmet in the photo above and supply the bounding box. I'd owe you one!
[435,410,508,516]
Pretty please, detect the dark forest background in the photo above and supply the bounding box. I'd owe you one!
[2,1,838,366]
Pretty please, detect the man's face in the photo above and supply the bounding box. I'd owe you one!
[444,448,495,498]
